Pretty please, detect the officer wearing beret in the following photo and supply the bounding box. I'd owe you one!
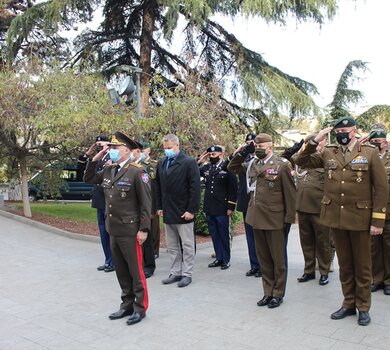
[84,131,151,326]
[78,135,114,273]
[141,142,161,260]
[295,134,331,286]
[198,145,238,269]
[228,133,296,308]
[367,127,390,296]
[295,117,389,326]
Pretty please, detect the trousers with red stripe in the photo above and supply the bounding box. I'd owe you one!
[110,236,149,314]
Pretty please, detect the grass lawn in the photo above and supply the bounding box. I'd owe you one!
[17,202,97,223]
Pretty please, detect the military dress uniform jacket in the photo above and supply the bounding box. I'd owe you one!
[295,166,325,214]
[199,160,238,216]
[228,154,296,230]
[381,152,390,215]
[295,142,388,230]
[142,158,158,213]
[83,160,151,236]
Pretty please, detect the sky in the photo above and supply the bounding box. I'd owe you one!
[215,0,390,114]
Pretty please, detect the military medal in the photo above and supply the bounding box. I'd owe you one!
[121,192,127,198]
[268,182,274,188]
[356,171,363,183]
[328,169,332,179]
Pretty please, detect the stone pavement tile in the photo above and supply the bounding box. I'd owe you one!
[329,340,368,350]
[0,335,25,349]
[303,323,339,338]
[331,328,367,344]
[360,334,390,350]
[4,339,46,350]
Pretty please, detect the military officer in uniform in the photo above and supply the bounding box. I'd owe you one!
[295,117,388,326]
[228,133,296,308]
[83,131,151,326]
[198,145,238,270]
[295,134,331,286]
[367,128,390,295]
[141,142,161,260]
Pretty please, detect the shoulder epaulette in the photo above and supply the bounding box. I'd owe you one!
[130,162,143,169]
[361,144,375,148]
[325,145,338,148]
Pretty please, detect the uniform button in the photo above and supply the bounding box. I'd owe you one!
[341,193,344,196]
[110,195,112,198]
[343,168,346,172]
[341,181,345,184]
[211,186,214,188]
[109,214,112,217]
[109,205,112,207]
[341,206,344,209]
[211,191,213,193]
[130,220,133,223]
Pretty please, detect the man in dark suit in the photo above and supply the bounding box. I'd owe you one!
[84,131,151,326]
[198,145,238,270]
[78,135,114,272]
[155,134,201,288]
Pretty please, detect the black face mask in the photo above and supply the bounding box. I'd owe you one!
[370,142,382,151]
[255,149,267,159]
[95,145,103,153]
[336,132,351,146]
[209,156,220,164]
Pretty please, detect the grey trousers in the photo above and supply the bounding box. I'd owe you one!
[165,223,195,278]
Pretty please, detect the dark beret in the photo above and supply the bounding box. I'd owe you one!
[333,117,356,129]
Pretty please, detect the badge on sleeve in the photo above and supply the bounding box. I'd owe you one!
[141,173,149,183]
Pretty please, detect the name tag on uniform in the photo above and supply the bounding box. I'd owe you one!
[117,182,132,187]
[351,156,368,164]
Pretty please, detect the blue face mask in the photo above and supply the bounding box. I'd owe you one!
[129,152,135,162]
[109,149,121,162]
[165,148,175,158]
[140,153,146,162]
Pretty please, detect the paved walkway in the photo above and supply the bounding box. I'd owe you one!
[0,212,390,350]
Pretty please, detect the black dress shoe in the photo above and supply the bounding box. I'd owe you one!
[104,265,115,272]
[384,285,390,295]
[109,309,133,320]
[126,312,145,325]
[257,295,272,307]
[162,274,182,284]
[246,269,257,276]
[297,273,315,282]
[319,275,329,286]
[330,307,356,320]
[144,270,154,279]
[178,276,192,287]
[208,260,223,268]
[154,253,159,259]
[371,283,384,292]
[221,262,230,270]
[268,297,283,308]
[254,270,262,278]
[97,265,107,271]
[358,311,371,326]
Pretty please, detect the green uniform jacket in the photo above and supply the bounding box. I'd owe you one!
[142,158,157,213]
[83,160,151,236]
[295,142,388,230]
[295,165,325,214]
[228,153,296,230]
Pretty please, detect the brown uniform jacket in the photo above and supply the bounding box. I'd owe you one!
[142,158,157,213]
[228,153,296,230]
[295,142,388,230]
[295,166,325,214]
[83,160,151,237]
[380,152,390,217]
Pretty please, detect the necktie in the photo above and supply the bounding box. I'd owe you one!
[114,164,120,175]
[167,158,174,169]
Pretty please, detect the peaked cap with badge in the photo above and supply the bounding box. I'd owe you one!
[207,145,223,153]
[332,116,356,129]
[245,133,256,142]
[109,131,139,150]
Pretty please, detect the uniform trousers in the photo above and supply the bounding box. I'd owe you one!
[97,208,113,267]
[298,211,331,276]
[165,222,195,277]
[333,229,371,311]
[253,229,287,298]
[243,211,260,271]
[206,214,230,264]
[142,227,156,273]
[110,235,149,314]
[151,215,161,256]
[371,219,390,286]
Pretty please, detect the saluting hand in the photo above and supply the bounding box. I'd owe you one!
[181,212,194,220]
[370,225,383,236]
[92,144,109,162]
[157,210,163,217]
[227,210,234,216]
[197,151,209,164]
[314,126,333,143]
[137,230,148,245]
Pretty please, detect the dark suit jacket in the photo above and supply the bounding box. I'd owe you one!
[156,151,201,224]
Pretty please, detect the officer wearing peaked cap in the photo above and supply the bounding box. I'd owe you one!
[367,127,390,296]
[198,145,238,270]
[295,117,389,326]
[84,131,151,326]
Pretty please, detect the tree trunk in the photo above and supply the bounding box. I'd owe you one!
[19,155,32,217]
[139,0,156,115]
